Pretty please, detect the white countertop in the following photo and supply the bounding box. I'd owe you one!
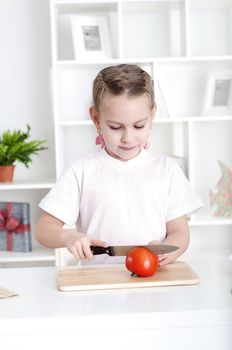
[0,251,232,350]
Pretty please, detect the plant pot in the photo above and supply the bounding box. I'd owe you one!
[0,165,15,183]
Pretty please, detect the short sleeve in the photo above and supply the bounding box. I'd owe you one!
[39,165,81,225]
[165,161,204,222]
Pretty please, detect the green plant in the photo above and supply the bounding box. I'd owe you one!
[0,125,47,167]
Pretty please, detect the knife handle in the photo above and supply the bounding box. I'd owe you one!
[90,246,111,256]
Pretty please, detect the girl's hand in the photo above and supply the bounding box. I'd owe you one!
[65,231,107,260]
[158,253,172,266]
[148,240,177,266]
[158,247,183,266]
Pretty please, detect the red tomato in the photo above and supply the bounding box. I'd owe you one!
[125,247,159,277]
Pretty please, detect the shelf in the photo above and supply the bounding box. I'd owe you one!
[157,59,232,118]
[56,60,232,121]
[57,116,232,126]
[54,1,117,13]
[189,218,232,226]
[55,55,232,66]
[58,120,92,126]
[189,0,232,56]
[55,1,119,61]
[156,116,232,122]
[55,58,154,65]
[121,0,185,58]
[157,55,232,62]
[0,179,55,190]
[0,246,55,263]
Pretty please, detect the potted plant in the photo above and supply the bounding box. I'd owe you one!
[0,125,47,182]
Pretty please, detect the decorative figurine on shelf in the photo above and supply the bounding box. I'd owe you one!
[210,160,232,218]
[0,124,47,182]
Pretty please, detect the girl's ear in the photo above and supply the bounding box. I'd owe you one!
[151,105,156,118]
[89,106,100,129]
[150,106,156,125]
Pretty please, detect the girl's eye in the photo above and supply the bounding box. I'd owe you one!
[134,125,145,129]
[109,126,121,130]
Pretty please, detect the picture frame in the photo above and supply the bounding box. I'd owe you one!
[70,15,112,60]
[202,71,232,116]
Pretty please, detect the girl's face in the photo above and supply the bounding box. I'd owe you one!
[90,94,155,161]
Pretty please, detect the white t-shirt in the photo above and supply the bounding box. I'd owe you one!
[39,148,203,245]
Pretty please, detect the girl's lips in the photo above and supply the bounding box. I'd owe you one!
[119,146,137,151]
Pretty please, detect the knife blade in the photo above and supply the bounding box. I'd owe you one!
[90,244,179,256]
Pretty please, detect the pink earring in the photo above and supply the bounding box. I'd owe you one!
[95,130,105,148]
[96,134,103,145]
[143,141,150,150]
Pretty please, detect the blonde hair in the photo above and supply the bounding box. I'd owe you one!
[92,64,155,112]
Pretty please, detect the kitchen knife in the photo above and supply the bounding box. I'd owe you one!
[90,244,179,256]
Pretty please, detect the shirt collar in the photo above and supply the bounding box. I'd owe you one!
[99,147,149,169]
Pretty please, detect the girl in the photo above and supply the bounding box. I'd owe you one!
[36,64,203,266]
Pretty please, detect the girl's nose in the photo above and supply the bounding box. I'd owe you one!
[121,128,133,143]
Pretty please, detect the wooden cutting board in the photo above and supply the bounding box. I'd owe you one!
[58,261,200,291]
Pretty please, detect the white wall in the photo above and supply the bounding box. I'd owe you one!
[0,0,55,181]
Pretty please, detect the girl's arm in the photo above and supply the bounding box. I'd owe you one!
[149,215,190,266]
[35,212,107,260]
[160,215,190,266]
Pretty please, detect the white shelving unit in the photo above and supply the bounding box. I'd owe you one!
[50,0,232,265]
[0,182,56,267]
[2,0,231,267]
